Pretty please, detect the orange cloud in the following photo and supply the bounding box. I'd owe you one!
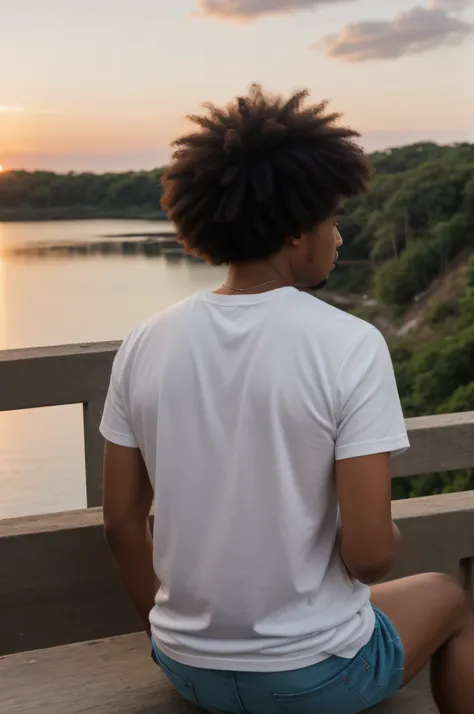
[314,6,473,62]
[196,0,344,21]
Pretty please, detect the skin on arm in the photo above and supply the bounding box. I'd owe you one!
[102,440,159,637]
[336,452,400,585]
[337,451,474,712]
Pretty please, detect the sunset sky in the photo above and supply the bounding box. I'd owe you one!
[1,0,473,172]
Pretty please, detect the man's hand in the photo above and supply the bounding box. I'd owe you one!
[103,441,159,633]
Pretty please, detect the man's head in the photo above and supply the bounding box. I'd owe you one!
[162,84,371,288]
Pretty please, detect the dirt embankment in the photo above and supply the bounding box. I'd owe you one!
[397,249,472,337]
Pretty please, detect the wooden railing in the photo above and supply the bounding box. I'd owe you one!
[0,343,118,508]
[1,343,474,507]
[0,344,474,656]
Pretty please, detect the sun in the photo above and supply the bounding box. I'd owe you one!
[0,164,3,173]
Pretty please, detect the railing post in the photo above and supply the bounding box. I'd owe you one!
[83,397,106,508]
[460,558,474,603]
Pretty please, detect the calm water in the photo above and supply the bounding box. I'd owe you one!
[0,220,226,518]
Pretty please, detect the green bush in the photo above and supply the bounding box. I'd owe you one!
[392,470,474,500]
[426,298,460,327]
[436,381,474,413]
[409,327,474,413]
[374,241,439,306]
[467,254,474,289]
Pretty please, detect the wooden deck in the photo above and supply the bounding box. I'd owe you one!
[2,633,434,713]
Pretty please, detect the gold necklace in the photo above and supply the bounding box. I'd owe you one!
[222,279,279,293]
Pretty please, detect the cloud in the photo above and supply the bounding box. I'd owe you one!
[0,106,25,114]
[315,6,473,62]
[432,0,473,8]
[196,0,474,22]
[196,0,343,21]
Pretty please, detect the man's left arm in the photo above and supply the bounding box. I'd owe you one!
[103,441,159,638]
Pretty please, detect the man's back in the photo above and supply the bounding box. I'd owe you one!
[101,85,474,713]
[100,286,408,671]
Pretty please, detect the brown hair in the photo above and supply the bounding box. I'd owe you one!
[162,84,372,265]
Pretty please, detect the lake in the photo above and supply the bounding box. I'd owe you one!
[0,220,226,518]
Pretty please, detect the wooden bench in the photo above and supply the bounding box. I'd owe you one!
[2,633,435,713]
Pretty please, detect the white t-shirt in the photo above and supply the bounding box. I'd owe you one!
[100,287,409,672]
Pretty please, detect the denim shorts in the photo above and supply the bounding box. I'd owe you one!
[151,604,404,714]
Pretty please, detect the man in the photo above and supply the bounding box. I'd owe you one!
[101,85,474,713]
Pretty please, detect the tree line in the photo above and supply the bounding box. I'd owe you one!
[2,142,474,497]
[0,168,167,219]
[338,142,474,499]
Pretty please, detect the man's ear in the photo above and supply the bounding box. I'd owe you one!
[286,235,301,248]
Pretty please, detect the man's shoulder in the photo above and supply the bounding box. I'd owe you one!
[291,290,376,346]
[139,294,194,334]
[118,294,196,359]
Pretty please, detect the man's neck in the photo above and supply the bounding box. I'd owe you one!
[215,262,291,295]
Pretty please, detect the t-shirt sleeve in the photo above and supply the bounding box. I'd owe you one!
[100,338,139,449]
[334,326,409,461]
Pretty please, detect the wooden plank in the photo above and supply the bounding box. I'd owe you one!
[0,342,116,507]
[0,510,142,656]
[0,342,118,411]
[391,492,474,597]
[1,633,199,714]
[460,558,474,601]
[1,494,473,655]
[395,411,474,478]
[1,633,432,714]
[84,398,106,507]
[0,342,119,365]
[1,342,474,479]
[0,508,103,537]
[391,489,474,518]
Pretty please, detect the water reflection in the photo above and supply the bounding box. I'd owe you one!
[0,220,227,518]
[3,232,197,261]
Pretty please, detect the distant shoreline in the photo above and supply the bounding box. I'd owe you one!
[0,208,169,223]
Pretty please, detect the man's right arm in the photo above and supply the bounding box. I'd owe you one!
[333,327,409,584]
[336,453,400,584]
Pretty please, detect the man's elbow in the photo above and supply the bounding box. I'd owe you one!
[342,547,397,585]
[349,557,395,585]
[104,521,127,552]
